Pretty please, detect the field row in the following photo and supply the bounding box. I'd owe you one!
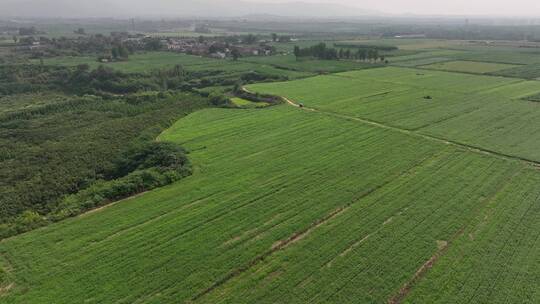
[32,43,540,81]
[197,144,525,303]
[248,67,540,162]
[419,60,518,74]
[34,52,313,78]
[1,105,539,303]
[387,46,540,79]
[0,106,439,303]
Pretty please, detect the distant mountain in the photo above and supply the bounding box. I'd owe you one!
[0,0,121,18]
[0,0,377,18]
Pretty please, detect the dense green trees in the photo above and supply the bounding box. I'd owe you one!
[0,89,209,238]
[333,43,398,51]
[144,38,163,51]
[0,50,293,238]
[270,33,291,43]
[0,140,195,238]
[294,43,386,62]
[242,34,258,44]
[18,26,39,36]
[231,48,240,61]
[0,62,284,98]
[0,64,187,96]
[50,141,193,221]
[111,44,130,60]
[296,43,338,60]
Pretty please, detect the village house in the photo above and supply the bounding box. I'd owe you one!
[166,37,276,59]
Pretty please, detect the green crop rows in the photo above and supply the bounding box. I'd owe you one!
[248,66,540,162]
[240,54,379,74]
[420,60,518,74]
[1,60,540,303]
[33,52,313,78]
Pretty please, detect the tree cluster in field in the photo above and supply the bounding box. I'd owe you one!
[1,141,193,239]
[293,43,386,62]
[0,63,285,98]
[100,44,131,62]
[0,90,209,239]
[0,57,294,239]
[0,64,162,96]
[18,26,42,36]
[232,84,283,105]
[0,61,264,101]
[333,43,398,51]
[271,33,292,43]
[194,24,211,34]
[53,142,192,219]
[524,92,540,102]
[196,34,262,47]
[13,32,166,62]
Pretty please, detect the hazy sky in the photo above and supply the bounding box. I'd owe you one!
[246,0,540,16]
[2,0,540,17]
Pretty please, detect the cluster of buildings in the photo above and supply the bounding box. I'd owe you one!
[13,37,49,51]
[6,26,279,61]
[166,38,276,59]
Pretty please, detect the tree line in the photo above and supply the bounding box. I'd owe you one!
[293,43,387,62]
[0,54,295,239]
[0,89,209,239]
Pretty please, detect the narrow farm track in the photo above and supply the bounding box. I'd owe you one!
[191,159,424,302]
[387,227,465,304]
[0,252,15,296]
[2,76,539,303]
[277,94,540,169]
[386,164,523,304]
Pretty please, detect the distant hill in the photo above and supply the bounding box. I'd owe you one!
[0,0,376,18]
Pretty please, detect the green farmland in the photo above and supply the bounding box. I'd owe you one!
[420,60,518,74]
[3,29,540,304]
[230,97,269,108]
[32,52,313,78]
[241,54,380,74]
[2,103,539,303]
[2,62,540,302]
[248,67,540,163]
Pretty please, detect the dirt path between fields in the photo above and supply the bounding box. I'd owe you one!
[275,93,540,169]
[190,151,438,302]
[0,252,15,297]
[79,191,148,217]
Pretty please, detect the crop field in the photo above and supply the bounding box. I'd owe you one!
[403,168,540,303]
[36,47,379,76]
[387,50,466,64]
[248,66,540,162]
[0,39,15,46]
[266,40,327,53]
[0,93,69,115]
[490,63,540,79]
[34,52,225,71]
[143,29,244,38]
[524,91,540,102]
[230,97,269,108]
[1,101,539,303]
[453,48,540,65]
[393,57,453,67]
[240,54,379,73]
[384,45,540,81]
[2,38,540,304]
[335,39,469,51]
[33,52,312,78]
[420,60,519,74]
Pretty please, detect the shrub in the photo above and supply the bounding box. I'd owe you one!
[49,141,192,222]
[209,92,231,106]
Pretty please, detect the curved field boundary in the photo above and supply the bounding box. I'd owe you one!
[269,90,540,169]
